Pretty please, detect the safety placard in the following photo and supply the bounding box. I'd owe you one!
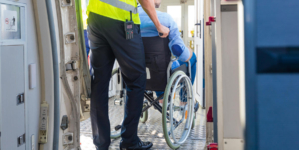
[2,10,18,32]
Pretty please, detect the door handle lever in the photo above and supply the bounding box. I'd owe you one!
[195,21,202,38]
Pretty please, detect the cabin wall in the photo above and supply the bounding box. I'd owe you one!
[221,4,241,139]
[204,0,214,146]
[207,0,245,149]
[221,4,244,149]
[0,0,44,150]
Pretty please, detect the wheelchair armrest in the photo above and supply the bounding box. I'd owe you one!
[167,58,178,82]
[168,59,192,81]
[188,60,192,80]
[170,64,189,77]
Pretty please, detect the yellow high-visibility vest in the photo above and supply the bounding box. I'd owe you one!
[87,0,141,24]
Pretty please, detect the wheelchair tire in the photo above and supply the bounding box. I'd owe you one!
[162,71,195,149]
[110,68,123,139]
[140,104,149,123]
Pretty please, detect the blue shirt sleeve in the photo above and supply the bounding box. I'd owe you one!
[166,14,190,62]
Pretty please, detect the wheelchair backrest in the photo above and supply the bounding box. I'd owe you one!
[142,36,171,91]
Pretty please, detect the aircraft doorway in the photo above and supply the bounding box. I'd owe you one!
[79,0,206,150]
[156,0,195,48]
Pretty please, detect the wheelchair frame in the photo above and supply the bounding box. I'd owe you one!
[110,58,195,149]
[142,58,192,112]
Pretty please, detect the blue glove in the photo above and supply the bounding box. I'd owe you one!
[171,60,180,70]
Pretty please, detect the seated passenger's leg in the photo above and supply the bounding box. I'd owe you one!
[155,61,180,104]
[155,91,164,104]
[178,52,197,104]
[190,52,197,84]
[177,52,197,84]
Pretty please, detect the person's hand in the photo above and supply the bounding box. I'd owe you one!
[157,24,170,38]
[185,46,193,62]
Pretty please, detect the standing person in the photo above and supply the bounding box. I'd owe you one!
[87,0,170,150]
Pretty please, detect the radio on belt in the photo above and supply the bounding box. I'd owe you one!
[125,11,134,40]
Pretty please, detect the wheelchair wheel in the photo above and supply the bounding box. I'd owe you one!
[109,68,124,139]
[139,104,149,123]
[162,71,195,149]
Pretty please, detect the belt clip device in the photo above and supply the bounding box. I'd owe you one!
[125,11,134,40]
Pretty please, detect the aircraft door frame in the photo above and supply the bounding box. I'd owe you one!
[183,0,195,46]
[0,1,27,150]
[194,0,204,106]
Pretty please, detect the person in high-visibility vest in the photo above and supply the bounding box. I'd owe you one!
[87,0,170,149]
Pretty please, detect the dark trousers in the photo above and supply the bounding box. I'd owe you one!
[88,12,146,150]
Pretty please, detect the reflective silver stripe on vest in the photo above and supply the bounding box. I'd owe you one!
[100,0,138,14]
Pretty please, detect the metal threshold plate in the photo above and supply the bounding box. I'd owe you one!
[80,97,206,150]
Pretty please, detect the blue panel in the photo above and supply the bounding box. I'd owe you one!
[244,0,259,149]
[257,75,299,149]
[257,0,299,47]
[257,47,299,73]
[245,0,299,150]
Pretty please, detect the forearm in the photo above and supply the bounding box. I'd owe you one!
[139,0,162,29]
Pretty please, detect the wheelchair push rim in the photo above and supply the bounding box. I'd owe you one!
[162,71,195,149]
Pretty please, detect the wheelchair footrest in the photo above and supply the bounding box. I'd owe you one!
[114,125,122,131]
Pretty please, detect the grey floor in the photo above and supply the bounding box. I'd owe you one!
[80,99,206,150]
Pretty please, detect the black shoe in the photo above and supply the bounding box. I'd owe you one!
[194,101,199,113]
[120,140,153,150]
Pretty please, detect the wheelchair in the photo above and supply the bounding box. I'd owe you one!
[108,37,196,149]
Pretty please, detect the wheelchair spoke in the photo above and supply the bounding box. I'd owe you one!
[173,105,181,111]
[175,85,183,92]
[168,119,184,136]
[166,113,180,124]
